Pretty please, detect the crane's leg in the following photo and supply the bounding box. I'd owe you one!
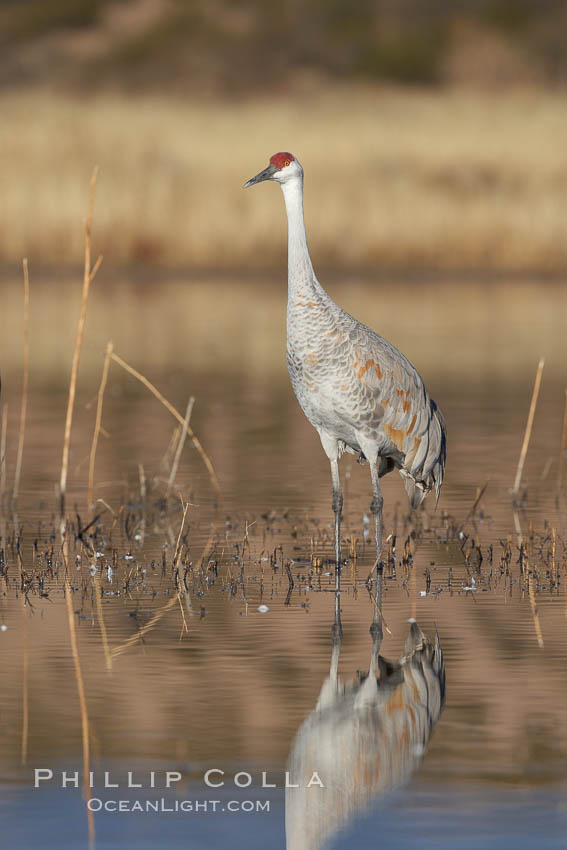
[318,432,343,634]
[370,461,384,567]
[330,458,343,638]
[369,461,384,666]
[330,457,343,575]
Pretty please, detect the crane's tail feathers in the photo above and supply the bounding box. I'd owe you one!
[400,472,428,510]
[400,400,446,510]
[400,458,444,510]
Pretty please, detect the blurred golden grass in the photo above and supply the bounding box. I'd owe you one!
[2,86,567,271]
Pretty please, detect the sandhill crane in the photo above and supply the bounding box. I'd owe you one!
[245,153,446,582]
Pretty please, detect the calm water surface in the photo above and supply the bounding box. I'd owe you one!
[1,273,567,849]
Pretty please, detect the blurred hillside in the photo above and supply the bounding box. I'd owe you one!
[1,0,567,93]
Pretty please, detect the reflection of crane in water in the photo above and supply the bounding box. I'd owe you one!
[245,153,446,590]
[285,603,445,850]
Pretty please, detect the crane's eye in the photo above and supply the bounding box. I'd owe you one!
[284,160,290,167]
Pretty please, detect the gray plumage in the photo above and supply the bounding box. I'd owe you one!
[285,273,446,509]
[245,153,446,569]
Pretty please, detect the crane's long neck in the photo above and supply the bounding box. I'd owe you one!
[281,176,320,301]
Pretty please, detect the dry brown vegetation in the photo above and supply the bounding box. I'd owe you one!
[3,87,567,272]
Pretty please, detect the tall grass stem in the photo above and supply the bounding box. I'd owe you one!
[59,166,102,519]
[512,357,544,498]
[0,404,7,502]
[87,341,113,513]
[557,387,567,496]
[13,258,30,502]
[167,396,194,496]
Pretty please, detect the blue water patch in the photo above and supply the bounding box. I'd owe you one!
[2,780,566,850]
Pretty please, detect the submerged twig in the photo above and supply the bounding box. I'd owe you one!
[285,562,294,606]
[111,595,179,658]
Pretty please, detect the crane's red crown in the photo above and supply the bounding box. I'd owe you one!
[270,152,294,170]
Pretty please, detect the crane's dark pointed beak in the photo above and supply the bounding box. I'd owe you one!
[244,163,276,188]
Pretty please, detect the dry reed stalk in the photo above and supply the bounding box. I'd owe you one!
[513,508,523,547]
[173,499,190,573]
[63,566,95,848]
[512,357,544,498]
[161,425,180,474]
[87,341,114,512]
[459,481,489,533]
[0,403,7,501]
[138,463,146,500]
[173,499,193,626]
[196,525,217,574]
[167,396,195,496]
[59,167,103,519]
[348,535,358,561]
[96,497,115,516]
[13,259,30,502]
[138,462,146,544]
[551,527,557,587]
[110,351,221,500]
[94,570,112,671]
[178,594,189,637]
[557,388,567,496]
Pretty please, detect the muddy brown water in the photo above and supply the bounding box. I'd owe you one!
[1,273,567,849]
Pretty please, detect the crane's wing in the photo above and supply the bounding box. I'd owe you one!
[348,321,446,506]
